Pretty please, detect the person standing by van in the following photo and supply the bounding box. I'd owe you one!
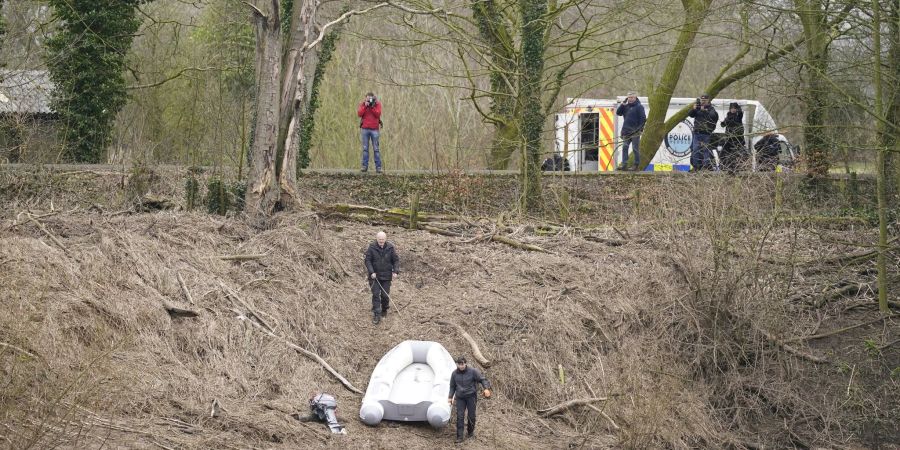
[688,94,718,171]
[616,92,646,170]
[719,102,745,173]
[358,92,383,173]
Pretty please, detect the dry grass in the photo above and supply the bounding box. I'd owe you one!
[1,170,897,449]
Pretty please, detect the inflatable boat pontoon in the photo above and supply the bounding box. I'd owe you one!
[359,340,455,427]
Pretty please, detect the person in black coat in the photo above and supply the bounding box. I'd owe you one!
[688,94,719,171]
[363,231,400,324]
[448,356,492,443]
[719,102,746,173]
[616,92,647,170]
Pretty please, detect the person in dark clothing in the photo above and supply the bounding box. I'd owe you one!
[363,231,400,324]
[358,92,383,173]
[541,153,570,171]
[719,102,746,173]
[688,94,719,171]
[754,131,782,171]
[616,92,646,170]
[448,356,492,444]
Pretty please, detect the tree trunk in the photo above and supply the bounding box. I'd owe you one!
[245,0,283,221]
[638,0,712,171]
[489,120,519,169]
[518,0,548,210]
[276,0,312,171]
[796,0,831,176]
[473,0,519,170]
[885,0,900,197]
[278,0,316,209]
[873,0,890,313]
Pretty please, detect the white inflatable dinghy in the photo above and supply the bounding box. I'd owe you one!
[359,340,455,427]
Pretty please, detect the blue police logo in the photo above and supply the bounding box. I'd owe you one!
[665,120,693,157]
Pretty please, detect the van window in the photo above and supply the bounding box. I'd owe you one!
[579,113,599,162]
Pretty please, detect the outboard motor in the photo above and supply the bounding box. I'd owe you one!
[309,393,346,434]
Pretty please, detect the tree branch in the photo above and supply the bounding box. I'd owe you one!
[538,397,608,417]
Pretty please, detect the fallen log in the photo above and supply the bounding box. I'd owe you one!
[318,201,551,253]
[313,202,456,225]
[436,320,491,368]
[421,225,462,237]
[490,234,551,253]
[164,305,199,319]
[538,397,608,417]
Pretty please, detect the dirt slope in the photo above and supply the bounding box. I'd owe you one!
[1,174,898,449]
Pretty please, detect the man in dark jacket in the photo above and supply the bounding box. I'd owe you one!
[616,92,646,170]
[688,94,719,171]
[719,102,745,173]
[358,92,383,173]
[448,356,492,444]
[363,231,399,324]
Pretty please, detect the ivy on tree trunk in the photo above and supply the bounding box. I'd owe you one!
[518,0,547,211]
[45,0,148,163]
[473,0,519,170]
[796,0,832,176]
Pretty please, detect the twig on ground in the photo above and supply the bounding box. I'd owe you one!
[176,272,194,304]
[585,404,620,430]
[878,337,900,351]
[435,320,491,367]
[27,213,71,256]
[218,253,267,261]
[754,325,827,363]
[222,283,363,394]
[0,341,38,359]
[785,314,897,343]
[221,282,275,332]
[538,397,608,417]
[7,210,58,229]
[238,312,364,394]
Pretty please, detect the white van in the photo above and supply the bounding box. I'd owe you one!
[553,97,795,172]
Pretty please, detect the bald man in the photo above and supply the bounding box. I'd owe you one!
[363,231,400,324]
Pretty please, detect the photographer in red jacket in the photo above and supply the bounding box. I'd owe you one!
[358,92,383,173]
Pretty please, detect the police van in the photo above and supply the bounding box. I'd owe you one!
[553,97,796,172]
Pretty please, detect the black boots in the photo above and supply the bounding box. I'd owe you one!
[372,313,380,325]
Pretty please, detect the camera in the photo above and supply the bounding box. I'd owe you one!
[365,96,376,107]
[695,98,701,107]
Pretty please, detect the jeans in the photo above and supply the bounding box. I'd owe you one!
[361,128,381,170]
[370,278,391,314]
[691,133,713,171]
[622,134,641,167]
[455,395,477,439]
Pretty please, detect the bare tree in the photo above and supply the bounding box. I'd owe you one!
[638,0,856,171]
